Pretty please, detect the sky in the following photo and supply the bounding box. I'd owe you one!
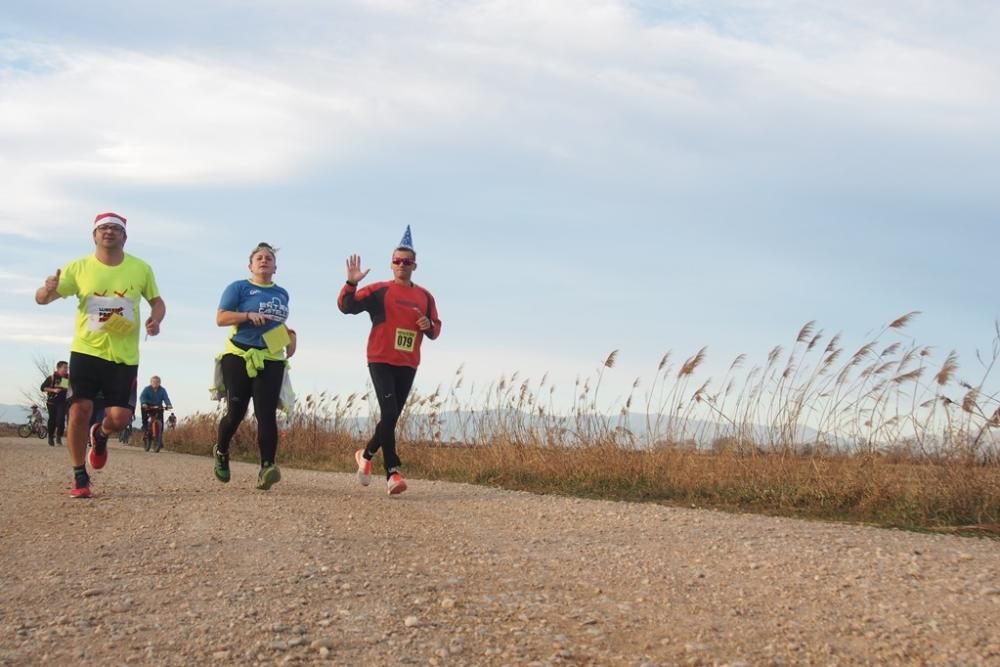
[2,0,1000,420]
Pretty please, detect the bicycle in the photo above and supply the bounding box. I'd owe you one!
[119,423,134,445]
[143,406,166,453]
[18,417,48,440]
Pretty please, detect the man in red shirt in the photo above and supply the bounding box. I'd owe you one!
[338,226,441,495]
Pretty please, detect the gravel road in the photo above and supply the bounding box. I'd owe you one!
[1,436,998,666]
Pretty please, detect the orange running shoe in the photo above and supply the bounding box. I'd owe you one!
[88,423,109,470]
[70,475,92,498]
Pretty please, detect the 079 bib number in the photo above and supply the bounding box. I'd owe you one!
[395,328,417,352]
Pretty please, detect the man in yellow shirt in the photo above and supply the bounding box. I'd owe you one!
[35,212,166,498]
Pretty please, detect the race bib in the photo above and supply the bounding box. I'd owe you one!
[87,294,136,334]
[101,312,137,336]
[394,328,417,353]
[263,324,291,354]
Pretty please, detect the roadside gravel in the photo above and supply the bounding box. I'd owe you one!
[1,436,998,665]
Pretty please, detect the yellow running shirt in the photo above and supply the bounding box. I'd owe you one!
[57,254,160,365]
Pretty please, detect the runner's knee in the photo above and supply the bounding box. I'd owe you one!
[224,396,250,421]
[69,400,94,422]
[105,411,132,432]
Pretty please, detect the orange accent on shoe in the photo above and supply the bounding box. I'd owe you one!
[387,472,407,495]
[70,479,92,498]
[355,449,372,487]
[88,423,109,470]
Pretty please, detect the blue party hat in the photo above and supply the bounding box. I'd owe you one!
[398,225,414,250]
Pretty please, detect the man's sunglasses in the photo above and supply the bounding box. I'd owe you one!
[392,257,415,266]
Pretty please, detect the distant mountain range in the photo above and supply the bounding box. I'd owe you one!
[0,402,834,448]
[383,409,835,448]
[0,403,31,425]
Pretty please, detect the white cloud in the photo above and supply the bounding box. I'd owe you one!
[0,271,44,296]
[0,310,72,345]
[1,1,998,239]
[4,333,71,344]
[0,39,483,238]
[0,47,320,181]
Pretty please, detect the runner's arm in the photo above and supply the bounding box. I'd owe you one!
[338,282,375,314]
[424,292,442,340]
[146,297,166,336]
[218,309,274,327]
[148,296,166,321]
[35,268,64,304]
[42,376,64,394]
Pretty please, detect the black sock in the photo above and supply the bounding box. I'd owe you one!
[73,465,88,483]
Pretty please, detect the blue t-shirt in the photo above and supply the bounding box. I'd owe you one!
[219,279,290,349]
[139,386,172,407]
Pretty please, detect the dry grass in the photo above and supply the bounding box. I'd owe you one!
[169,315,1000,534]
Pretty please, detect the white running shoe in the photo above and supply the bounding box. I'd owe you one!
[387,472,407,495]
[355,449,372,487]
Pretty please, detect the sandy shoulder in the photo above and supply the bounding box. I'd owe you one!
[1,437,998,666]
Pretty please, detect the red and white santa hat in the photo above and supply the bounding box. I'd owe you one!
[94,212,127,230]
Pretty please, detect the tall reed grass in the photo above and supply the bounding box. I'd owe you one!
[169,314,1000,534]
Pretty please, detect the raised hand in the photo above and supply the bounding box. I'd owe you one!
[346,254,370,284]
[36,268,63,305]
[44,269,61,296]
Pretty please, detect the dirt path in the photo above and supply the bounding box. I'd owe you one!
[1,436,998,666]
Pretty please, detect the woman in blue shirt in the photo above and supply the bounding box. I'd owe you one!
[212,242,296,490]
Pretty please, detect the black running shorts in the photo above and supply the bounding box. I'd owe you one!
[69,352,138,410]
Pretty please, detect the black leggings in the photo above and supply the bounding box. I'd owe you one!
[216,354,285,466]
[46,402,66,440]
[364,363,417,477]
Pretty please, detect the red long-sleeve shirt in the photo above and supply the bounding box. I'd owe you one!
[338,280,441,368]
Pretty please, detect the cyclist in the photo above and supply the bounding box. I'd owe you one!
[118,416,134,444]
[139,375,173,448]
[339,226,441,495]
[34,211,165,498]
[30,405,45,429]
[166,412,177,430]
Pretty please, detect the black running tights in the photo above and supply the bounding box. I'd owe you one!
[364,363,417,477]
[217,354,284,466]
